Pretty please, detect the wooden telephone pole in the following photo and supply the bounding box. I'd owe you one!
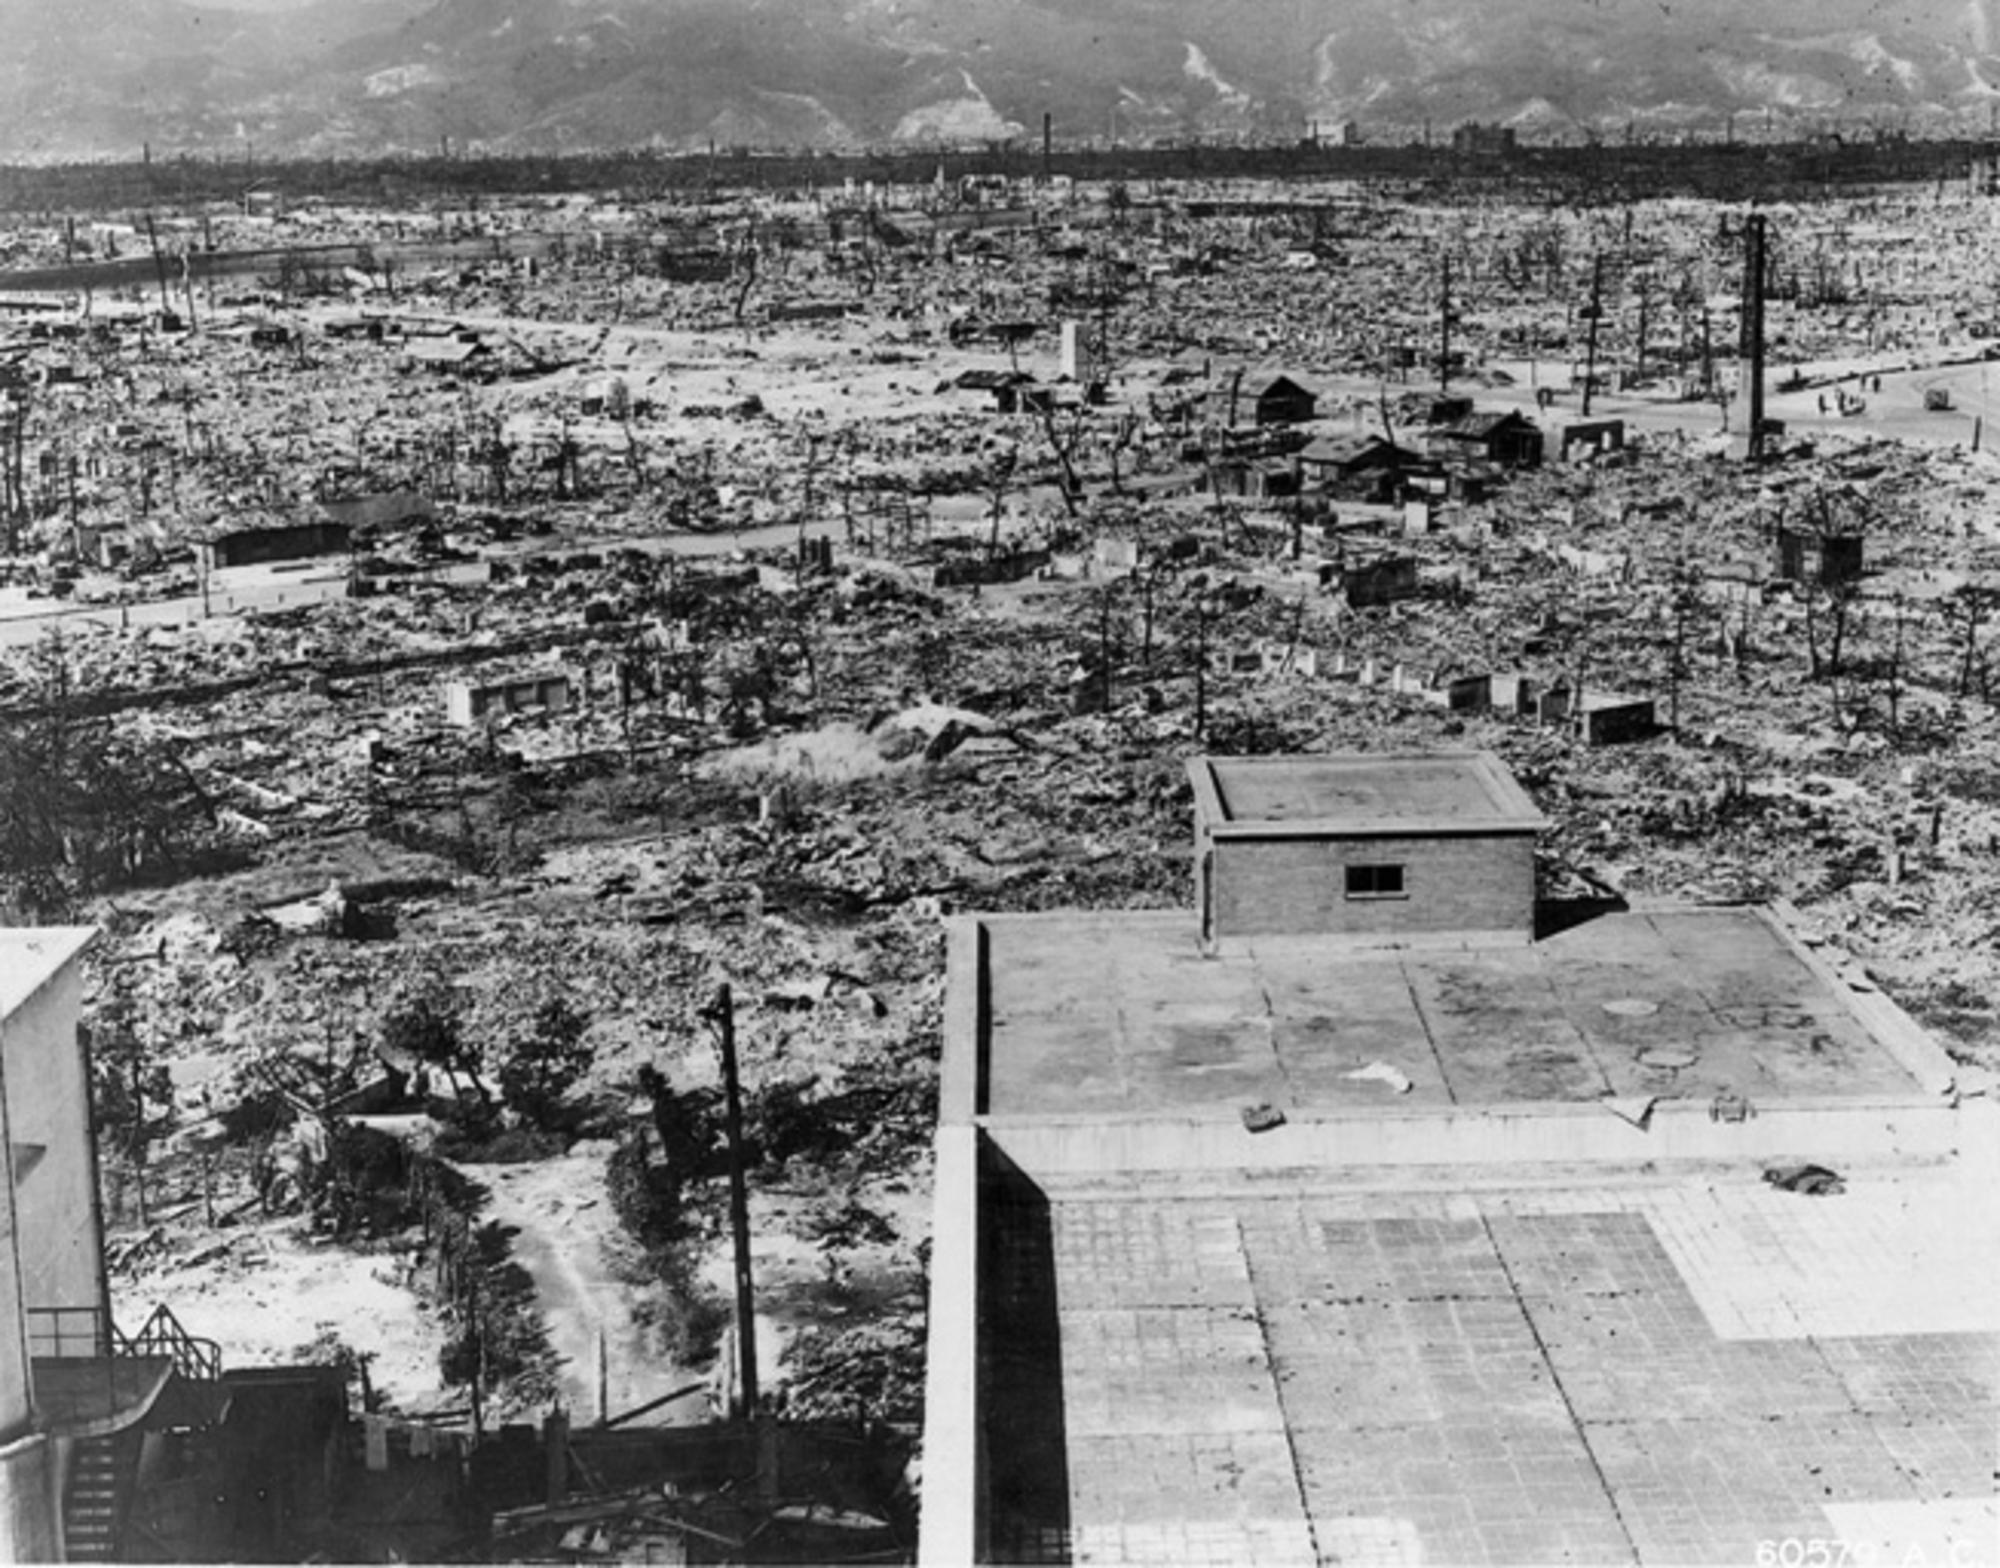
[1439,253,1453,393]
[144,214,173,319]
[1581,253,1605,418]
[1743,212,1769,463]
[1633,271,1651,385]
[705,985,759,1419]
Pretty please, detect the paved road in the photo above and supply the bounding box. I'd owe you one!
[1314,340,2000,455]
[0,573,352,649]
[0,509,869,652]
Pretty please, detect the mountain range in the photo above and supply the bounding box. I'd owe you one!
[3,0,1999,163]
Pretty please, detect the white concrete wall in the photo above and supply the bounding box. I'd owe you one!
[1,953,105,1322]
[921,925,989,1563]
[443,681,477,727]
[444,674,571,727]
[0,1074,31,1440]
[0,1432,57,1563]
[916,1126,982,1567]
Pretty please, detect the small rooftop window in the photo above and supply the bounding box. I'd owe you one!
[1345,864,1406,900]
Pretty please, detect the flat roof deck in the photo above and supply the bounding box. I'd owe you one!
[1193,752,1546,833]
[936,891,1986,1567]
[979,906,1926,1119]
[983,1162,2000,1566]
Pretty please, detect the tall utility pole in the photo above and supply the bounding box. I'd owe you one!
[1581,253,1605,417]
[1438,253,1453,392]
[2,386,27,553]
[1194,597,1210,742]
[144,214,172,318]
[181,252,199,334]
[1097,586,1114,710]
[706,984,759,1419]
[1743,212,1768,462]
[1633,271,1651,385]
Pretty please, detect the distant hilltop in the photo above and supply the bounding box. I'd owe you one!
[3,0,2000,164]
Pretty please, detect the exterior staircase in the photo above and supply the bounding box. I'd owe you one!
[35,1303,229,1561]
[62,1429,140,1562]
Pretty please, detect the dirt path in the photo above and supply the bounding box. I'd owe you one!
[471,1149,711,1425]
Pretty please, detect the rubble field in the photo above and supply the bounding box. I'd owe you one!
[4,171,1999,1451]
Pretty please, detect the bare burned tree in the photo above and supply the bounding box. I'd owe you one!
[1035,400,1089,516]
[548,420,583,501]
[1943,581,2000,696]
[984,442,1019,558]
[1103,410,1141,496]
[0,631,218,919]
[1664,550,1708,734]
[621,423,649,492]
[1801,573,1856,684]
[483,420,513,505]
[87,978,175,1227]
[794,429,836,579]
[1723,586,1762,683]
[1,385,25,551]
[730,222,760,326]
[1879,592,1912,739]
[992,320,1036,377]
[1794,486,1869,699]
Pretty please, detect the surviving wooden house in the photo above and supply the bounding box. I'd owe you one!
[1774,526,1864,588]
[1208,371,1319,428]
[1296,433,1419,500]
[1341,554,1421,608]
[1245,374,1318,426]
[942,369,1041,414]
[198,520,352,574]
[403,337,489,376]
[1209,456,1300,501]
[1432,409,1544,470]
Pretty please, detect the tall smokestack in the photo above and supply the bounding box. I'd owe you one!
[1043,112,1053,182]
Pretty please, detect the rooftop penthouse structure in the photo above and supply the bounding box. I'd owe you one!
[1189,752,1545,946]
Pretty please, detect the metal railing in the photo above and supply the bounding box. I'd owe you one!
[121,1306,222,1384]
[27,1303,222,1381]
[26,1304,115,1360]
[27,1305,124,1425]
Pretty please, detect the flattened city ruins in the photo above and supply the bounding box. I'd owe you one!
[0,67,1998,1567]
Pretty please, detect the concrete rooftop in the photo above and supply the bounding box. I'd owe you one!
[979,905,1932,1120]
[1192,753,1546,835]
[982,1161,2000,1567]
[933,897,1996,1567]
